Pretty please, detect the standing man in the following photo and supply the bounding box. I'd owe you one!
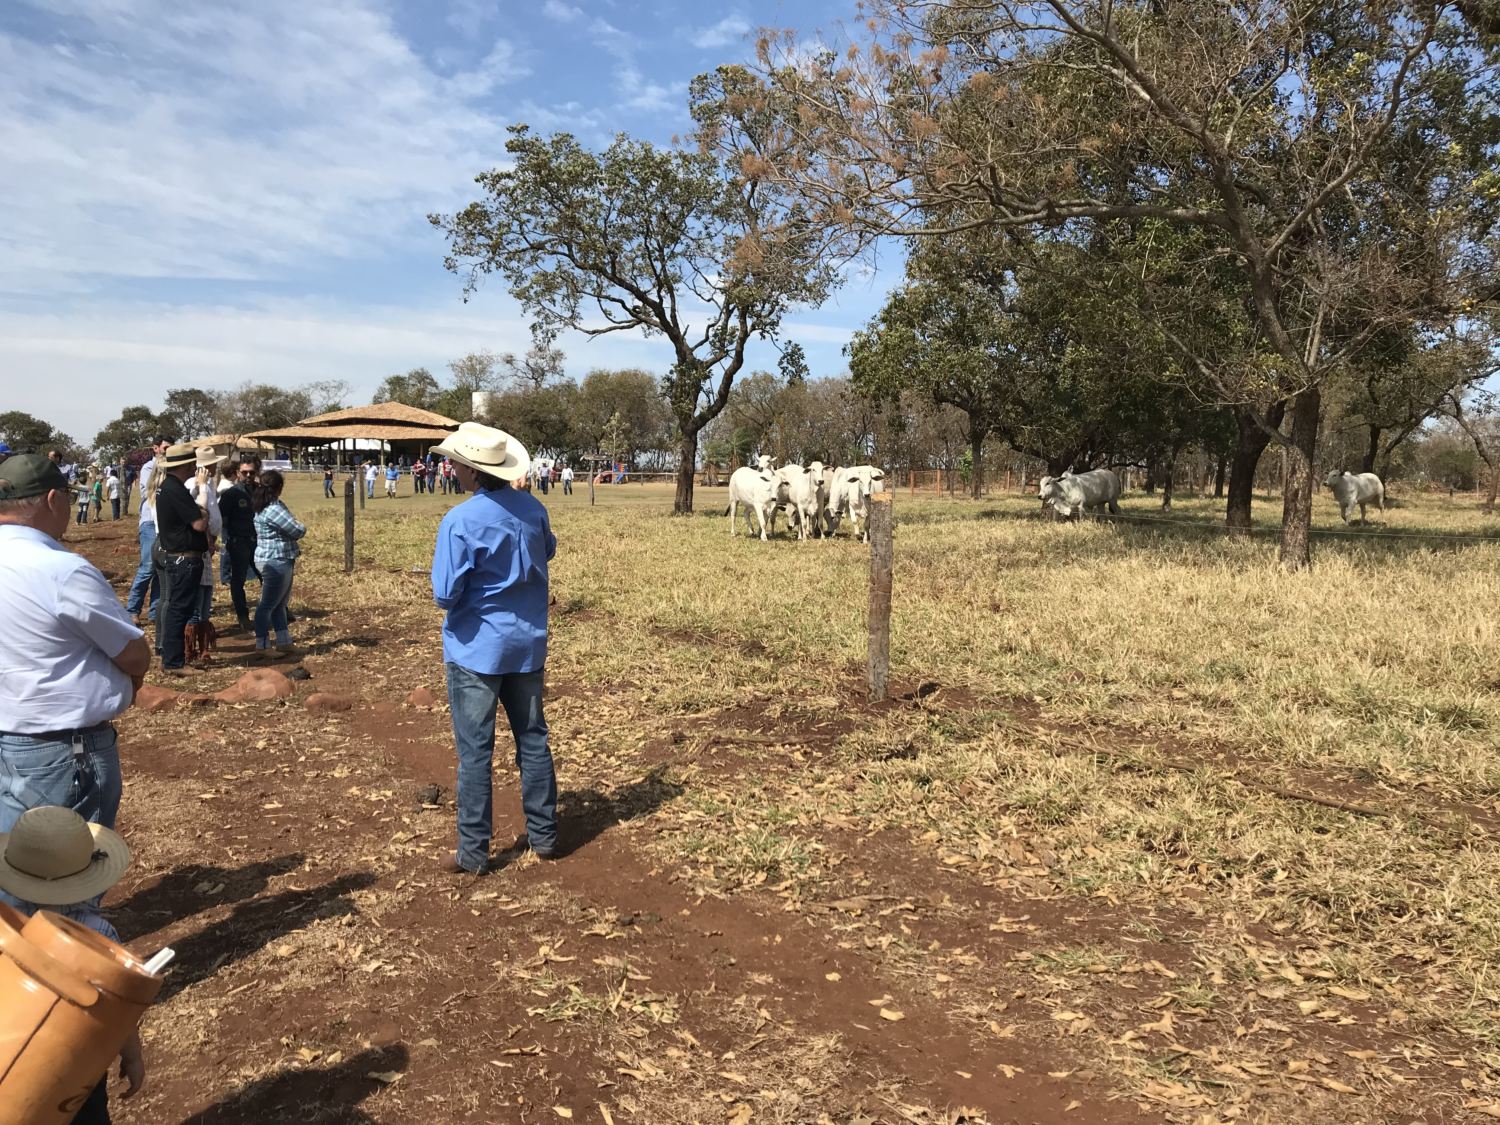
[124,435,172,626]
[107,470,121,520]
[0,454,150,842]
[560,463,573,495]
[152,444,208,674]
[364,461,377,499]
[430,423,558,874]
[219,457,260,633]
[384,462,399,498]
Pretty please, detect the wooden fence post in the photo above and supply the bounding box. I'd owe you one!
[867,493,893,701]
[344,479,355,574]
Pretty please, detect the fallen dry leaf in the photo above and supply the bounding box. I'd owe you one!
[879,1008,906,1022]
[366,1071,402,1085]
[553,1108,573,1120]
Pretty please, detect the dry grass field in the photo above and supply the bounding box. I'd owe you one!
[67,475,1499,1123]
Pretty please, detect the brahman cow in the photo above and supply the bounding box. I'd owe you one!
[1039,468,1121,520]
[727,465,779,540]
[827,464,886,541]
[1325,470,1385,524]
[770,462,825,540]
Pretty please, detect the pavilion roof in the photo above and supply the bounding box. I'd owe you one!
[243,423,455,444]
[296,401,460,428]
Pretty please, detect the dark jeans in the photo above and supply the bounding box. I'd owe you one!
[110,498,120,519]
[69,1078,110,1124]
[225,539,258,622]
[324,478,335,497]
[445,664,556,869]
[157,553,203,668]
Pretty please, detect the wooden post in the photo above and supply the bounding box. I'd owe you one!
[344,479,355,574]
[867,493,893,702]
[589,461,596,507]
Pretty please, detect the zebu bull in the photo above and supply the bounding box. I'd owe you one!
[1325,470,1385,524]
[827,465,885,540]
[1038,469,1121,520]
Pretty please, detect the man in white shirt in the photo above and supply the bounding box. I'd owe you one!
[364,461,377,499]
[560,464,574,495]
[124,435,173,624]
[0,455,150,854]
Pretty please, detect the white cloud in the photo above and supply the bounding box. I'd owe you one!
[0,293,665,442]
[541,0,583,23]
[614,64,685,114]
[689,15,750,50]
[0,0,527,292]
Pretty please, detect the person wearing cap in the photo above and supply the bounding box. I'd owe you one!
[0,454,149,843]
[151,443,209,673]
[123,436,173,626]
[430,423,559,874]
[0,805,146,1119]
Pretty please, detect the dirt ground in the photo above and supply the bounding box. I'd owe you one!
[57,487,1500,1124]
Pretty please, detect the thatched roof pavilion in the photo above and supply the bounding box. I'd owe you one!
[246,402,459,466]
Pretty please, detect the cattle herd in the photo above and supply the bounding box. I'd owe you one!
[726,461,1390,540]
[727,459,887,542]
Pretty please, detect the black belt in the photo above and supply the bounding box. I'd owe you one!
[1,721,114,744]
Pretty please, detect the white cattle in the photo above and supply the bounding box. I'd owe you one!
[1039,468,1121,519]
[727,466,779,540]
[771,463,823,540]
[827,465,885,541]
[1325,470,1385,524]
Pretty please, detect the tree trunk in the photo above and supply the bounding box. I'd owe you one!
[1161,452,1176,512]
[674,429,698,514]
[1487,467,1498,514]
[1226,403,1285,536]
[969,428,987,498]
[1213,453,1227,498]
[1143,462,1157,494]
[1278,389,1320,570]
[1361,424,1382,474]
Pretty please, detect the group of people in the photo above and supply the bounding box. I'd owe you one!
[0,420,562,1119]
[527,461,574,495]
[357,455,465,499]
[123,437,307,667]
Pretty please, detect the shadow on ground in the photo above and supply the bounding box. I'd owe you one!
[112,853,306,941]
[176,1045,407,1124]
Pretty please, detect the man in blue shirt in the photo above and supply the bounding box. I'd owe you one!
[430,423,557,874]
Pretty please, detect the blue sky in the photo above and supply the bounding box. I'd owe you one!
[0,0,899,445]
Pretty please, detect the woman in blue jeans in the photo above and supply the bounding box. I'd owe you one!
[250,470,305,658]
[430,423,558,875]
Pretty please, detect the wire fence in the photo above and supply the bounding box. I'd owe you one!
[1091,508,1500,545]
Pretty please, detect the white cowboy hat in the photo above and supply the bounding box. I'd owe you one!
[194,446,228,469]
[0,806,130,906]
[432,422,530,482]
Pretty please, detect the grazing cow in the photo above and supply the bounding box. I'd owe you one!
[1325,470,1385,524]
[1039,468,1121,520]
[827,464,885,541]
[727,466,779,540]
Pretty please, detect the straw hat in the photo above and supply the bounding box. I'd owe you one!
[160,442,199,469]
[433,422,530,482]
[0,806,130,906]
[194,446,227,470]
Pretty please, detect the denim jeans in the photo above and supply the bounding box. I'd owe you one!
[157,552,203,669]
[366,478,375,498]
[324,478,335,498]
[255,559,295,647]
[225,540,258,623]
[110,498,120,520]
[445,664,556,869]
[125,522,159,616]
[0,726,122,914]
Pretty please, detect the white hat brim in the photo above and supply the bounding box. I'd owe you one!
[433,432,531,482]
[0,823,130,905]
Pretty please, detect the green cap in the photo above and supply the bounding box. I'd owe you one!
[0,454,69,500]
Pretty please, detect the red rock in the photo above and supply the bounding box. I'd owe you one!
[305,692,354,713]
[135,685,182,712]
[215,668,294,703]
[405,687,436,708]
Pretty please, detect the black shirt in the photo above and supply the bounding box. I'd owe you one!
[155,474,209,554]
[220,482,257,544]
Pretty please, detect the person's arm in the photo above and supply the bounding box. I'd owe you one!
[431,519,470,610]
[118,1029,145,1098]
[271,503,306,540]
[57,568,148,697]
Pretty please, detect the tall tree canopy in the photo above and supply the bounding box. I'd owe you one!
[698,0,1500,565]
[431,124,839,512]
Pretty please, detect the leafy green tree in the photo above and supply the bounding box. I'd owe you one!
[215,382,314,434]
[430,124,839,512]
[94,406,172,465]
[373,368,442,413]
[574,368,673,461]
[162,388,219,440]
[0,411,75,458]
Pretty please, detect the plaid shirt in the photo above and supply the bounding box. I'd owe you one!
[253,500,305,565]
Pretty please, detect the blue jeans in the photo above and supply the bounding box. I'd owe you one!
[125,522,159,616]
[254,559,295,647]
[445,664,556,869]
[0,726,122,912]
[324,478,335,498]
[366,478,375,498]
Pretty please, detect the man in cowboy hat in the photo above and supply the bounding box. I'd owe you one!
[152,443,209,673]
[0,805,147,1116]
[430,422,559,874]
[123,435,173,626]
[0,455,148,842]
